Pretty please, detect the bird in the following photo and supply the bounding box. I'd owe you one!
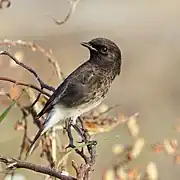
[26,37,122,157]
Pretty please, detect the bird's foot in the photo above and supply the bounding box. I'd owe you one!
[65,143,75,149]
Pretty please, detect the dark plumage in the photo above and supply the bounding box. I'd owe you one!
[26,37,122,157]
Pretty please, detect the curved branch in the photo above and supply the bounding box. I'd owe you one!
[53,0,80,25]
[0,40,64,80]
[0,77,51,97]
[0,50,55,92]
[0,0,11,9]
[0,155,77,180]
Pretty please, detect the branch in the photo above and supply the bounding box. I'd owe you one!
[0,50,55,109]
[53,0,81,25]
[0,77,51,97]
[0,0,10,9]
[0,39,64,80]
[0,50,55,92]
[0,39,97,179]
[64,119,97,179]
[0,155,77,180]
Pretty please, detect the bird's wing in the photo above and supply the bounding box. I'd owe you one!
[36,62,101,118]
[36,81,68,118]
[59,63,102,107]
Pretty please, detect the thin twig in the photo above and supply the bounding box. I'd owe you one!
[0,77,51,97]
[51,127,57,162]
[0,39,64,80]
[0,49,55,109]
[0,50,55,92]
[53,0,81,25]
[18,114,29,160]
[65,122,89,164]
[0,155,77,180]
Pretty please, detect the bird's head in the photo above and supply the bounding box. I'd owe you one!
[81,37,122,75]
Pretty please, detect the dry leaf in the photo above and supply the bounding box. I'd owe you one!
[127,115,139,138]
[102,169,115,180]
[116,167,127,179]
[97,104,109,114]
[128,168,138,179]
[9,86,20,100]
[164,139,176,155]
[170,139,178,150]
[174,154,180,164]
[129,138,145,160]
[146,162,158,180]
[112,144,124,155]
[152,143,164,153]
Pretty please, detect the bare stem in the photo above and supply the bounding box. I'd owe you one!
[0,77,51,97]
[0,50,55,92]
[53,0,81,25]
[0,155,77,180]
[0,39,64,80]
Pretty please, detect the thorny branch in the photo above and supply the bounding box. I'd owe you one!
[0,155,77,180]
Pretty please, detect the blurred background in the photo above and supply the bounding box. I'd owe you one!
[0,0,180,179]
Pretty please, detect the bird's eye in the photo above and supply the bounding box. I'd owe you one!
[100,47,108,54]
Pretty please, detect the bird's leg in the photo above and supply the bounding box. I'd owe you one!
[70,116,85,141]
[65,119,75,149]
[68,116,97,162]
[77,117,97,164]
[78,116,93,142]
[71,116,87,141]
[78,116,89,136]
[76,117,97,150]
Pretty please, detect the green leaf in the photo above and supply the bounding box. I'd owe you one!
[0,100,16,123]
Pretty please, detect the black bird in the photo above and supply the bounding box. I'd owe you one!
[26,37,122,156]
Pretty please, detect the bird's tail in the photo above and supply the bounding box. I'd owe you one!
[25,107,62,159]
[25,109,56,159]
[25,127,44,160]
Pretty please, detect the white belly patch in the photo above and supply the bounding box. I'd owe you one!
[43,99,103,132]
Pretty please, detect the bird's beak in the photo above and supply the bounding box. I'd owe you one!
[80,42,98,52]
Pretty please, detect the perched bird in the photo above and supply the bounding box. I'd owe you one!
[26,37,122,156]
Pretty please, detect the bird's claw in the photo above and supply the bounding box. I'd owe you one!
[65,143,75,149]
